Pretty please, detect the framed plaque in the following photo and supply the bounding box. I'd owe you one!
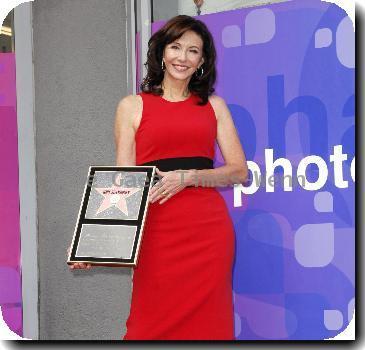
[67,165,156,267]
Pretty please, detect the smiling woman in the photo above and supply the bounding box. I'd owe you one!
[114,14,248,340]
[141,15,216,105]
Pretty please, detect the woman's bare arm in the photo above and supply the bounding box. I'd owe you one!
[114,95,141,166]
[190,95,248,187]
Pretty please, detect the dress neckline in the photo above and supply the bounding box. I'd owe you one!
[158,92,194,103]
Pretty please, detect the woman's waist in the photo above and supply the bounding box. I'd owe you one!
[138,156,215,187]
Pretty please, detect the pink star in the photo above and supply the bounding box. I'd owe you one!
[94,175,141,216]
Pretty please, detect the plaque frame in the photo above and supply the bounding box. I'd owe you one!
[67,165,156,267]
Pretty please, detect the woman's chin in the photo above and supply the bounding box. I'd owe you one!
[167,71,192,81]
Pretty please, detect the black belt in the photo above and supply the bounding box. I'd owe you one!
[139,156,214,187]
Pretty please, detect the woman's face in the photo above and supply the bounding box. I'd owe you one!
[163,30,204,81]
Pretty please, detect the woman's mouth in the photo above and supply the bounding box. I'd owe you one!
[172,64,189,72]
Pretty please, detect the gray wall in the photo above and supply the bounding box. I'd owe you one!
[151,0,179,22]
[32,0,132,340]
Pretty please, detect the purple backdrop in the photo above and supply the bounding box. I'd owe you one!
[151,0,355,340]
[0,53,23,337]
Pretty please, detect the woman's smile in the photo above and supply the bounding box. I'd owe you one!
[172,64,190,72]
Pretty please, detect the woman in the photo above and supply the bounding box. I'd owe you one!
[71,15,248,340]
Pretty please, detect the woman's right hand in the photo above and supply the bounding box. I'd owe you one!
[67,246,92,270]
[69,262,92,270]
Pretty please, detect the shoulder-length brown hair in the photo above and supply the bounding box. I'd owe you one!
[140,15,217,106]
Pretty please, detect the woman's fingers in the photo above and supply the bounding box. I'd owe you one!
[158,187,179,204]
[69,262,92,270]
[150,184,173,203]
[67,248,91,269]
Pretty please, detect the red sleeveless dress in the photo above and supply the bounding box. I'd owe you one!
[122,91,235,340]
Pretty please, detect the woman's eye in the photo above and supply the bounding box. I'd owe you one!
[170,45,198,54]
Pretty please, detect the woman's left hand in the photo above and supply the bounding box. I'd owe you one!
[148,168,196,204]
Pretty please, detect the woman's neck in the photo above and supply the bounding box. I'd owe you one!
[160,77,190,100]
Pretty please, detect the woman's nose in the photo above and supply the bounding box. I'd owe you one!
[178,50,187,61]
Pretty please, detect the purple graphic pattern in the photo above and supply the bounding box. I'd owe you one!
[151,0,355,340]
[0,53,23,337]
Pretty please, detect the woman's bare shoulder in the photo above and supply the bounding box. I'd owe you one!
[117,94,142,111]
[115,94,143,133]
[208,94,227,107]
[115,94,142,123]
[208,94,228,120]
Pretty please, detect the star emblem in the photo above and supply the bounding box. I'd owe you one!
[94,174,141,216]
